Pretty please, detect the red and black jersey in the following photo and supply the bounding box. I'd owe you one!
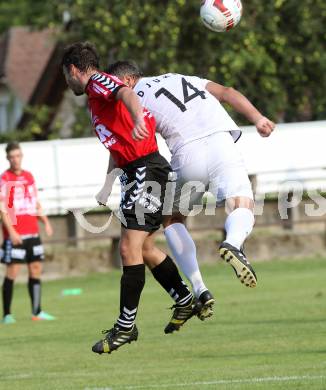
[86,72,158,168]
[0,169,39,238]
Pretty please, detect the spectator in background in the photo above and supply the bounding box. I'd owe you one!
[0,142,55,324]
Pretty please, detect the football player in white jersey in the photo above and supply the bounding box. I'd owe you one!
[98,61,274,316]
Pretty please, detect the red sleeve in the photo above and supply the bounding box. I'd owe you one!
[22,170,34,184]
[0,172,9,192]
[0,174,5,186]
[0,174,5,203]
[26,171,38,197]
[0,172,11,209]
[89,73,126,101]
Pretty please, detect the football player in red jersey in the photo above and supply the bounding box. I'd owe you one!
[0,142,55,324]
[62,42,199,355]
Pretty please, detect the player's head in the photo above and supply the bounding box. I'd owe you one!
[6,142,23,171]
[62,42,100,96]
[107,61,143,88]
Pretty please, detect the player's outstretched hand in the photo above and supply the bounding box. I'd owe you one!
[256,116,275,137]
[132,117,149,141]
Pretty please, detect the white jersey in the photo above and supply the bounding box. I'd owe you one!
[134,73,241,155]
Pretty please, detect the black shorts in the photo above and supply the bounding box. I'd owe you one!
[119,151,172,232]
[1,235,45,265]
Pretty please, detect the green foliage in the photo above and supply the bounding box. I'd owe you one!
[0,105,61,143]
[71,105,93,138]
[23,105,62,140]
[1,0,325,134]
[0,0,57,35]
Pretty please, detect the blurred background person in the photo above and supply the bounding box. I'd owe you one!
[0,142,55,324]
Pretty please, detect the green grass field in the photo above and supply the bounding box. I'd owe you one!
[0,258,325,390]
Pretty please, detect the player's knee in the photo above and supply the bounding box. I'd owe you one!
[226,196,254,213]
[163,213,186,228]
[142,244,153,262]
[119,239,141,263]
[142,255,153,270]
[119,240,130,262]
[28,261,42,278]
[6,265,20,280]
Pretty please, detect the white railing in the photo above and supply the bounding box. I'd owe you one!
[0,120,325,214]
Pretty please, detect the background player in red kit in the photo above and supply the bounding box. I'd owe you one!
[0,142,54,324]
[62,42,199,355]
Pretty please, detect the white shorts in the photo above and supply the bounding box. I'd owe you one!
[170,131,253,214]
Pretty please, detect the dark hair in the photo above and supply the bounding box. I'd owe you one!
[6,142,21,154]
[107,60,143,80]
[61,42,100,72]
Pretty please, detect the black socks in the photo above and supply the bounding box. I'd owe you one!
[117,264,145,331]
[151,256,193,306]
[2,277,14,316]
[2,277,42,317]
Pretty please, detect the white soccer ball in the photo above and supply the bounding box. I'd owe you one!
[200,0,243,32]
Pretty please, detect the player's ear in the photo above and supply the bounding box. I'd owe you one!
[123,75,133,88]
[121,76,129,86]
[70,64,77,76]
[131,76,138,88]
[67,64,80,78]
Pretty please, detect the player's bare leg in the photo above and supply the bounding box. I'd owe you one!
[142,234,199,333]
[219,196,257,288]
[1,264,20,324]
[92,228,148,355]
[163,214,215,321]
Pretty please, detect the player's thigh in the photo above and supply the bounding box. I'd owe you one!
[26,237,45,264]
[171,140,209,216]
[206,132,253,203]
[119,228,149,265]
[1,238,27,269]
[24,237,45,278]
[120,154,170,234]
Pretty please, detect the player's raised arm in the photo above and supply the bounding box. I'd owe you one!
[205,81,275,137]
[116,87,149,140]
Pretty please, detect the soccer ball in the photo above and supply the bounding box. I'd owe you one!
[200,0,243,32]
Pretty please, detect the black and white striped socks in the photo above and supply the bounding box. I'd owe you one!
[151,256,193,307]
[117,264,145,331]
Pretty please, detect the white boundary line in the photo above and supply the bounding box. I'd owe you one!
[119,375,326,389]
[2,373,325,389]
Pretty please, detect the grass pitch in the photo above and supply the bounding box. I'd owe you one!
[0,257,325,390]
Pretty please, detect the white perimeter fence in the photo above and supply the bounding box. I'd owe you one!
[0,120,325,215]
